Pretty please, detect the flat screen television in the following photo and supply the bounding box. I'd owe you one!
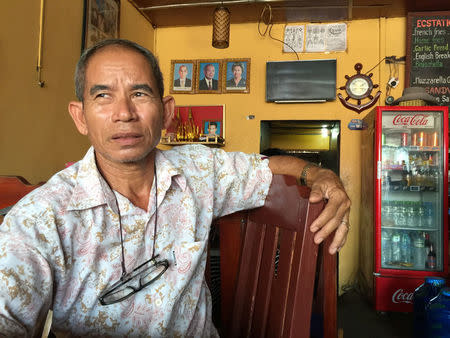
[266,59,337,103]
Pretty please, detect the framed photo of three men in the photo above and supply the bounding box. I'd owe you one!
[170,59,250,94]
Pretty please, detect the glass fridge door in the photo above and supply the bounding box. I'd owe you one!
[380,110,444,271]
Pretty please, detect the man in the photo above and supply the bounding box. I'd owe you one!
[173,64,191,89]
[226,62,246,88]
[199,63,218,90]
[0,39,350,336]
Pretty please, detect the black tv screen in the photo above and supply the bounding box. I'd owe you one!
[266,59,337,103]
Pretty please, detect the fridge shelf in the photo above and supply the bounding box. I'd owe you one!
[382,145,440,152]
[382,165,439,171]
[381,225,439,231]
[381,186,438,192]
[382,262,439,271]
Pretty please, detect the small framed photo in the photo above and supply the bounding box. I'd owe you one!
[82,0,120,52]
[196,60,222,93]
[223,58,250,93]
[203,120,222,138]
[170,60,196,94]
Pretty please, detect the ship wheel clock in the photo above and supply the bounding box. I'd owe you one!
[338,63,381,113]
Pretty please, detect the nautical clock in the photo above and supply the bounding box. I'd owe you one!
[338,63,381,113]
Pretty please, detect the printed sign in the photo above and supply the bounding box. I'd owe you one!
[406,12,450,105]
[382,113,435,129]
[283,25,305,52]
[348,119,367,130]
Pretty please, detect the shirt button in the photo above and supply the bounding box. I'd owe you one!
[155,298,162,307]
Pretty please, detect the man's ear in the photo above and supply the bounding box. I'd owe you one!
[68,101,88,135]
[162,95,175,130]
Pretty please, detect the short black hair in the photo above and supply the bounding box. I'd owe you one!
[74,39,164,101]
[231,62,244,72]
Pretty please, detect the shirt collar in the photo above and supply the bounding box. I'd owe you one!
[67,147,186,212]
[155,149,186,196]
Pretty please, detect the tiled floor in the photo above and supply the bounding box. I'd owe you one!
[338,290,414,338]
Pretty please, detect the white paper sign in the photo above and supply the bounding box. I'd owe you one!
[283,25,305,53]
[305,24,326,52]
[326,23,347,51]
[305,23,347,53]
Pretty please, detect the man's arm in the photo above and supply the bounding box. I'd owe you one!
[0,211,54,335]
[268,155,351,254]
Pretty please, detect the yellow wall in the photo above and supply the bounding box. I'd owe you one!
[155,18,407,292]
[0,0,154,184]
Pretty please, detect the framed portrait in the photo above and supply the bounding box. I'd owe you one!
[170,60,196,94]
[196,60,222,93]
[82,0,120,51]
[223,58,250,93]
[203,120,222,138]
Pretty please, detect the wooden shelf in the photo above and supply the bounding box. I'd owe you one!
[160,140,225,147]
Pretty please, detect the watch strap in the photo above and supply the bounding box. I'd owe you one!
[298,162,316,186]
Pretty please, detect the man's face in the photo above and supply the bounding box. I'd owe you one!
[233,66,242,79]
[208,124,217,135]
[204,65,215,80]
[69,47,173,166]
[178,66,187,80]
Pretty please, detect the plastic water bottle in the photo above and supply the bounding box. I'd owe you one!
[426,287,450,337]
[417,204,426,227]
[381,229,392,266]
[423,202,433,228]
[413,277,446,338]
[413,234,426,269]
[400,231,412,265]
[406,201,415,225]
[397,202,407,226]
[391,231,401,264]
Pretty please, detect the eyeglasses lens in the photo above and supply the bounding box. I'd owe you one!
[99,258,169,305]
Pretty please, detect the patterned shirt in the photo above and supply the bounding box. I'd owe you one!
[0,145,272,336]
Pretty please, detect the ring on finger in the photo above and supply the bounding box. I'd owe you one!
[341,220,350,230]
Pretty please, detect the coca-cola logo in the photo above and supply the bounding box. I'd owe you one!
[392,114,430,126]
[392,289,413,304]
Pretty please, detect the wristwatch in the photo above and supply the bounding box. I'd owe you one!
[298,163,316,186]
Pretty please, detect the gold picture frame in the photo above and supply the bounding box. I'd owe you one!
[222,58,250,93]
[196,60,223,94]
[82,0,120,52]
[170,60,196,94]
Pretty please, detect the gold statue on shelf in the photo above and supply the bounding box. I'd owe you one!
[175,108,184,141]
[175,108,199,142]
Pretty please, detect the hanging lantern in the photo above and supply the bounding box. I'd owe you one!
[212,6,230,49]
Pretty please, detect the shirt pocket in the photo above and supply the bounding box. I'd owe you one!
[172,240,206,276]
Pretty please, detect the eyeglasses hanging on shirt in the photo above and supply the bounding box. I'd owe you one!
[98,164,169,306]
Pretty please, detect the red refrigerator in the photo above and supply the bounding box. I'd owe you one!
[361,106,448,312]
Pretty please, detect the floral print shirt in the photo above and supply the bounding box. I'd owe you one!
[0,145,272,336]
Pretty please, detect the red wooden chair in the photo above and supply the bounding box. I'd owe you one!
[214,174,337,338]
[0,176,42,221]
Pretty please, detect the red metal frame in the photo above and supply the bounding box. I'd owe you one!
[373,106,449,312]
[374,106,449,278]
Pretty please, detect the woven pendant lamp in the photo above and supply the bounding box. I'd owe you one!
[212,6,230,49]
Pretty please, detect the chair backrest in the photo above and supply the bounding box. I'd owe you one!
[215,174,337,338]
[0,176,42,220]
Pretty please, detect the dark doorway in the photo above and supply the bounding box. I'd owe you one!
[260,120,341,175]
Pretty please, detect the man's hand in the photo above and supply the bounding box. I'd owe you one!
[267,155,351,255]
[308,167,351,254]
